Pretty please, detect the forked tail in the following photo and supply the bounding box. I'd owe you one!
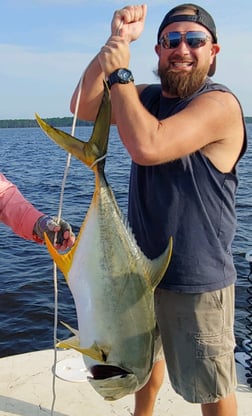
[35,81,111,170]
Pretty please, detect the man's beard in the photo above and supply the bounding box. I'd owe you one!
[155,62,208,98]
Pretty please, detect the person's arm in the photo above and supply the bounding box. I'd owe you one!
[0,173,75,250]
[104,80,243,170]
[71,4,243,171]
[70,4,147,123]
[97,7,244,171]
[0,173,43,240]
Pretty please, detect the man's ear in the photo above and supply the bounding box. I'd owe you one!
[212,43,220,57]
[155,44,161,57]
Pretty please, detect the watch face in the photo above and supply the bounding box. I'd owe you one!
[118,69,132,83]
[108,68,134,88]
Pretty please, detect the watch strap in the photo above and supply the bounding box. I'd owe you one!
[107,68,134,89]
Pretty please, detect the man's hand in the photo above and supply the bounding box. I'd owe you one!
[111,4,147,42]
[98,5,147,78]
[33,215,75,251]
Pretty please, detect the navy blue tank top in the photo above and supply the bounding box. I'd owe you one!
[128,79,247,293]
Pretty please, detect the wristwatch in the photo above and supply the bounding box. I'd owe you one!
[107,68,134,89]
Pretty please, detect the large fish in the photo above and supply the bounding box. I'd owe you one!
[35,82,172,401]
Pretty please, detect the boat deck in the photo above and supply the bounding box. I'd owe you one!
[0,349,251,416]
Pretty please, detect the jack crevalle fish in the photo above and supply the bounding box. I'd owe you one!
[35,82,172,401]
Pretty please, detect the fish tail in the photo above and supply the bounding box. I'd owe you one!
[35,81,111,171]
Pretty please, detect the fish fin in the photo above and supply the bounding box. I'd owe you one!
[120,216,173,289]
[56,336,80,350]
[44,232,76,281]
[149,236,173,288]
[60,321,79,337]
[57,337,108,362]
[35,81,111,170]
[58,321,109,362]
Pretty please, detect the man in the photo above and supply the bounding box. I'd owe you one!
[70,3,246,416]
[0,172,75,249]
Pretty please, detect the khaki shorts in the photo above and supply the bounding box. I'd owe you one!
[154,285,237,403]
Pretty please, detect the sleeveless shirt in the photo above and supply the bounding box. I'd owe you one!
[128,78,247,293]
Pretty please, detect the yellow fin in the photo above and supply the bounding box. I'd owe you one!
[57,337,108,362]
[60,321,79,337]
[149,236,173,288]
[44,232,76,281]
[57,322,109,361]
[56,336,80,350]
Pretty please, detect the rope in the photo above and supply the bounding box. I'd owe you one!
[50,70,85,416]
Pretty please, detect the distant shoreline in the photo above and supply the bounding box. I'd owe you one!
[0,117,94,129]
[0,116,251,128]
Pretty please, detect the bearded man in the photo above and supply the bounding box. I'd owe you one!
[70,4,247,416]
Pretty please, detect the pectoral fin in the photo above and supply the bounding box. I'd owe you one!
[56,336,81,351]
[60,321,79,336]
[57,322,109,362]
[57,337,109,362]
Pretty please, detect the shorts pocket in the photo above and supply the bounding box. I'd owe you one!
[195,329,235,359]
[194,331,237,401]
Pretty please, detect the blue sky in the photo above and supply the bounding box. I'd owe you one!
[0,0,251,118]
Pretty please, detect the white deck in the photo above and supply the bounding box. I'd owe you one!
[0,349,251,416]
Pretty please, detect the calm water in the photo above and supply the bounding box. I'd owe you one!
[0,124,252,358]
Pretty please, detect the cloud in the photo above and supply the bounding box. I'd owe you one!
[0,44,86,79]
[0,43,90,118]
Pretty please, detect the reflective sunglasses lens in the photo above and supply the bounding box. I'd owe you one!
[186,32,207,48]
[160,31,209,49]
[168,32,181,49]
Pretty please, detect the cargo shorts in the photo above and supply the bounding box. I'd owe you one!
[154,284,237,403]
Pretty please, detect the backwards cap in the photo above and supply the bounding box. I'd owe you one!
[157,3,217,76]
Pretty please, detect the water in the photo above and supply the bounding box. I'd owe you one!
[0,124,251,358]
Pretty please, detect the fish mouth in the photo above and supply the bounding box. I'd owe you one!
[89,364,131,380]
[87,365,138,400]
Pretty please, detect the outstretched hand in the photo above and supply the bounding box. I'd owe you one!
[33,215,75,251]
[111,4,147,42]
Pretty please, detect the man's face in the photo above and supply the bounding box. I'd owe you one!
[155,21,219,98]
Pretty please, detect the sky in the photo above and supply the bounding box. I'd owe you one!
[0,0,251,119]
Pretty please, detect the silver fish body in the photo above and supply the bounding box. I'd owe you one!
[35,82,172,400]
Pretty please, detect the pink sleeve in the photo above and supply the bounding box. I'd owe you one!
[0,173,44,241]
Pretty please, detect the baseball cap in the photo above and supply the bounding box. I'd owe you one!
[157,3,217,76]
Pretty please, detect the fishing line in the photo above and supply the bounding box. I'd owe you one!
[50,70,85,416]
[90,153,107,169]
[116,18,123,36]
[50,19,123,413]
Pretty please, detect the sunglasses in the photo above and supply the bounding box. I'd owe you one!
[159,31,212,49]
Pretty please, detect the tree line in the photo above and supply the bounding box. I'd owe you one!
[0,116,251,129]
[0,117,94,129]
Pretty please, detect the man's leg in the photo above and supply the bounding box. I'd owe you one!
[133,359,165,416]
[201,392,237,416]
